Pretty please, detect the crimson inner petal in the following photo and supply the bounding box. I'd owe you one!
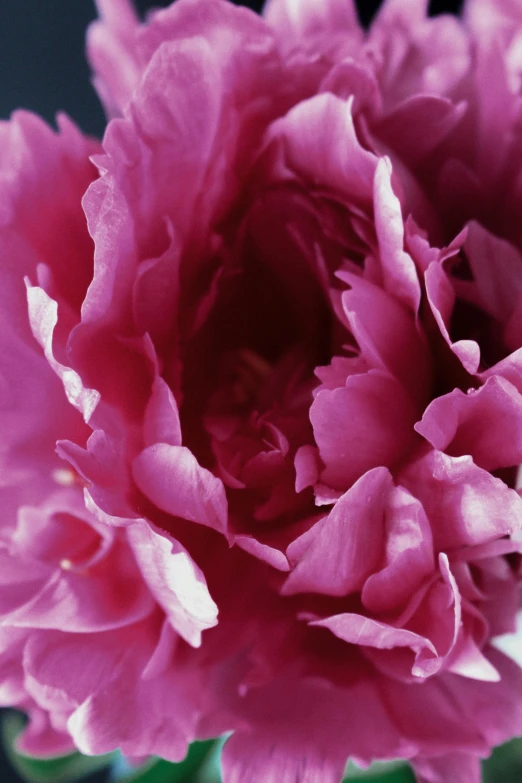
[178,188,349,462]
[172,186,370,535]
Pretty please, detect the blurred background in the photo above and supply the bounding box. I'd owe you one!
[0,0,510,781]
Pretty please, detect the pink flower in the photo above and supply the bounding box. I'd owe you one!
[1,1,522,781]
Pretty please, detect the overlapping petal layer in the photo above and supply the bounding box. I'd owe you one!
[0,1,522,781]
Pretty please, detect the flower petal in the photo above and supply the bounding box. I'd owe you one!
[132,443,228,535]
[127,520,218,647]
[283,467,392,596]
[416,375,522,471]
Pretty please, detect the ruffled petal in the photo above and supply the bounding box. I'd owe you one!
[416,375,522,471]
[311,370,418,491]
[400,450,522,550]
[127,520,218,647]
[283,467,392,596]
[132,443,228,535]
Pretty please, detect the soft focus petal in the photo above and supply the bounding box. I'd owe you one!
[2,546,154,633]
[88,0,141,117]
[412,753,481,783]
[68,653,199,761]
[264,0,361,51]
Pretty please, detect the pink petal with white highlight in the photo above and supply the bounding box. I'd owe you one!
[127,520,218,647]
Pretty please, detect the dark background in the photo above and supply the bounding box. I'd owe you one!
[0,0,461,780]
[0,0,463,139]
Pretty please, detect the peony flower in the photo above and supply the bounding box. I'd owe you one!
[1,1,522,781]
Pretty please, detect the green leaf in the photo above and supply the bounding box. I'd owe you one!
[192,736,225,783]
[343,760,416,782]
[483,738,522,783]
[117,740,216,783]
[2,711,116,783]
